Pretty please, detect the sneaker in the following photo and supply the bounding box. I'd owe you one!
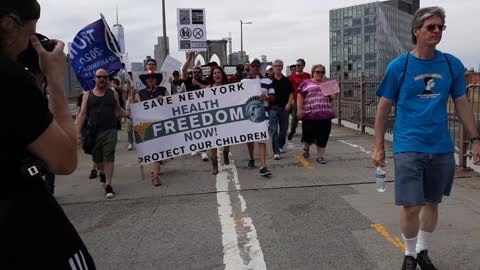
[417,250,437,270]
[287,132,294,141]
[279,148,286,153]
[127,144,135,151]
[259,166,271,176]
[401,255,417,270]
[274,154,280,160]
[201,152,209,161]
[248,159,255,168]
[89,169,98,179]
[191,151,198,156]
[99,173,106,184]
[105,185,115,199]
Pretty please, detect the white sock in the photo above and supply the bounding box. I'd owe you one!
[402,234,418,256]
[416,230,432,253]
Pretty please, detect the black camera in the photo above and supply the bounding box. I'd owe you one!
[17,33,55,73]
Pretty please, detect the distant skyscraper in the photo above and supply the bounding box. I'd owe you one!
[112,7,125,54]
[329,0,419,80]
[229,51,249,66]
[154,36,170,68]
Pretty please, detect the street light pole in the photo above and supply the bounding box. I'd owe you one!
[240,20,252,64]
[162,0,168,58]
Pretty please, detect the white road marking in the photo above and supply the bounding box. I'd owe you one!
[339,140,389,164]
[339,140,372,154]
[216,157,267,270]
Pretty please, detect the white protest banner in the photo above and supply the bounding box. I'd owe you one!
[177,8,207,51]
[160,55,182,73]
[131,79,269,165]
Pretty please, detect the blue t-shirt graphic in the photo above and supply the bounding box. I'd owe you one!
[376,50,466,154]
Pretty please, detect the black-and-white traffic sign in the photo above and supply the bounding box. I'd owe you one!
[177,8,207,51]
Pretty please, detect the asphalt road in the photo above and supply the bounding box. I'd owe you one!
[55,124,480,270]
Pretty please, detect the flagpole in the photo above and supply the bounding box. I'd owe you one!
[100,13,135,91]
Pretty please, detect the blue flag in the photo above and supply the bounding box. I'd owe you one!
[69,18,122,90]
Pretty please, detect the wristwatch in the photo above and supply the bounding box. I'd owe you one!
[470,136,480,143]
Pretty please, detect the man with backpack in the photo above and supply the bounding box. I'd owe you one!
[77,69,130,199]
[373,6,480,270]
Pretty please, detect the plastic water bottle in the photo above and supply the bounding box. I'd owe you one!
[375,167,386,192]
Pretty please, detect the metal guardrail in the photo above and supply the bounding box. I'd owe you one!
[335,74,480,169]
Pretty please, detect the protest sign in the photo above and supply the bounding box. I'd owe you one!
[69,18,122,90]
[131,80,269,165]
[160,55,182,73]
[319,80,340,96]
[223,65,237,76]
[177,8,207,51]
[201,65,211,77]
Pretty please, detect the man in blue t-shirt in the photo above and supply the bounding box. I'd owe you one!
[373,7,480,270]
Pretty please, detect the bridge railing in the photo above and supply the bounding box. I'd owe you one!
[335,74,480,169]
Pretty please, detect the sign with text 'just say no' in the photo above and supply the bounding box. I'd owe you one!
[131,79,269,165]
[177,8,207,51]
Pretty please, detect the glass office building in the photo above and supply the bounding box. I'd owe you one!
[329,0,419,80]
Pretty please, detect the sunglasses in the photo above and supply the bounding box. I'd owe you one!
[424,24,446,32]
[96,75,108,79]
[314,70,325,74]
[145,76,156,80]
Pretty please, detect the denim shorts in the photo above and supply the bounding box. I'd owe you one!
[393,152,455,206]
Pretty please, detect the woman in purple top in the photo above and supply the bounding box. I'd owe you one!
[296,64,336,164]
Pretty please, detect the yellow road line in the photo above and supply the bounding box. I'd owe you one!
[371,224,405,252]
[294,154,315,169]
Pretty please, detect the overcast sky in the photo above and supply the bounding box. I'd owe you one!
[37,0,479,75]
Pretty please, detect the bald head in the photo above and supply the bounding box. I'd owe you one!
[94,69,109,90]
[95,69,108,76]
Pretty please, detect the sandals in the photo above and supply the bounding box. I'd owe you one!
[316,157,327,164]
[303,148,310,158]
[152,177,161,186]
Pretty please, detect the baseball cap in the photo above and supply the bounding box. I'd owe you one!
[250,59,261,66]
[265,65,273,71]
[0,0,40,20]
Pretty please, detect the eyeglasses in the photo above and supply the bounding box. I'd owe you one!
[314,70,325,74]
[424,24,446,32]
[96,75,108,79]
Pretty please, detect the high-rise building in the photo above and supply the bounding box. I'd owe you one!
[111,8,125,54]
[229,51,249,66]
[154,36,170,68]
[329,0,419,80]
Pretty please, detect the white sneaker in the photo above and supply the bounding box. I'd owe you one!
[279,148,286,153]
[127,144,134,151]
[201,152,209,161]
[274,154,280,160]
[191,151,198,156]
